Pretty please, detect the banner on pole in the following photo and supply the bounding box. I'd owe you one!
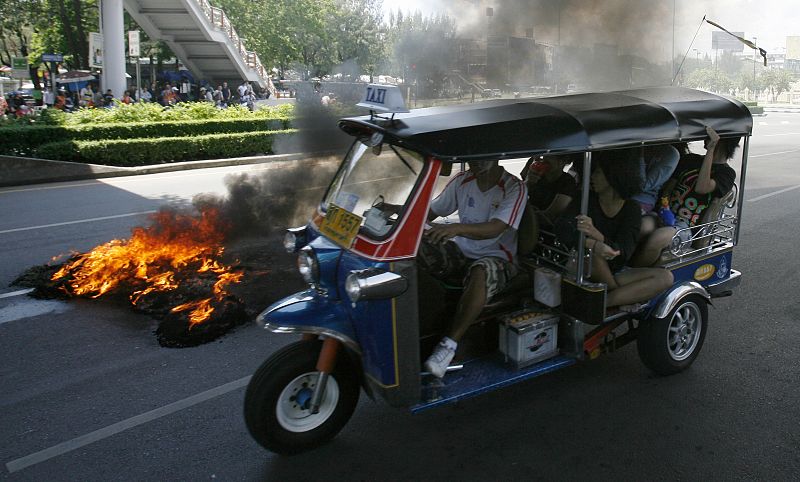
[11,56,28,78]
[89,32,104,68]
[128,30,140,57]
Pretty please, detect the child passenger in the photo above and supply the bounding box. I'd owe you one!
[631,126,739,267]
[555,151,673,309]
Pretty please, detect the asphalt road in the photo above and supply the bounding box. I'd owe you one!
[1,114,800,480]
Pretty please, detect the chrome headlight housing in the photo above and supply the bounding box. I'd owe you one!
[297,246,319,285]
[283,226,308,253]
[345,268,408,303]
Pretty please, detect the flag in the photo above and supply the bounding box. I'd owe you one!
[706,19,767,66]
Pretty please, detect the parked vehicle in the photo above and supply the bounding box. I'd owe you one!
[244,85,752,454]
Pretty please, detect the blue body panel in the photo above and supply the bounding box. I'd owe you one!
[670,250,733,286]
[263,289,359,347]
[412,355,577,413]
[337,252,400,387]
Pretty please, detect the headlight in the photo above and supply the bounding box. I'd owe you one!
[283,226,307,253]
[297,246,319,285]
[345,268,408,303]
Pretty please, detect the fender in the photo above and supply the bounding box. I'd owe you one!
[256,289,361,355]
[652,281,711,320]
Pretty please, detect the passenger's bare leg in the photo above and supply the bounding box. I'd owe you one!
[607,268,674,307]
[589,254,619,289]
[631,227,677,267]
[447,265,487,342]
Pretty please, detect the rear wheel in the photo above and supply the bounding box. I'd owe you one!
[637,295,708,375]
[244,340,360,454]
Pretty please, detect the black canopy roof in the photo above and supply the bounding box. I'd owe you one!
[338,87,753,161]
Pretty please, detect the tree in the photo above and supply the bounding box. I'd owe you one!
[386,10,457,97]
[331,0,385,82]
[686,67,733,94]
[760,68,795,102]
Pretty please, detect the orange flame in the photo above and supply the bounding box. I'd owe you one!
[51,208,242,325]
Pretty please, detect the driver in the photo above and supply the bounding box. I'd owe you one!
[421,160,527,378]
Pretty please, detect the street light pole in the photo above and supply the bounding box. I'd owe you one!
[752,37,757,101]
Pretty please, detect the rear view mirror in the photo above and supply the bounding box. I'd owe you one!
[439,162,452,176]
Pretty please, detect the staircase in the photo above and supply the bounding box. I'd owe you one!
[123,0,274,92]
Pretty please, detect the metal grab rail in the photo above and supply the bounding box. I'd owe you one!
[194,0,274,92]
[668,214,737,258]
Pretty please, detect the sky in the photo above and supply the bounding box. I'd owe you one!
[381,0,800,60]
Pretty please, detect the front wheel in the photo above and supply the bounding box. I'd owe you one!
[244,340,360,454]
[637,295,708,376]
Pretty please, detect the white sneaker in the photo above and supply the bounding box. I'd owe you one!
[424,337,457,378]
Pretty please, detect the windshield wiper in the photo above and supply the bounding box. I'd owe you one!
[390,145,418,175]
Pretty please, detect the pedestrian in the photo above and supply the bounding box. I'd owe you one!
[237,80,248,105]
[43,88,55,108]
[121,90,133,104]
[221,81,231,107]
[214,85,224,108]
[103,89,115,108]
[79,83,94,108]
[245,83,255,111]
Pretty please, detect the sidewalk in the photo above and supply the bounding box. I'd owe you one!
[0,152,322,188]
[763,104,800,113]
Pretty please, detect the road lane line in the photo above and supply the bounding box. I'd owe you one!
[5,375,252,473]
[0,211,157,234]
[748,185,800,203]
[749,148,800,158]
[0,289,34,299]
[762,132,800,137]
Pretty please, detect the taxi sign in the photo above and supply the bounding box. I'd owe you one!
[320,203,363,248]
[357,84,408,113]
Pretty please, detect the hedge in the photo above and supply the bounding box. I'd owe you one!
[35,129,297,166]
[0,117,291,157]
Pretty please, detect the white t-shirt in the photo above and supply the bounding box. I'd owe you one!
[238,84,248,97]
[430,168,527,263]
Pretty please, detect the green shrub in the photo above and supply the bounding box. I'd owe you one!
[0,117,291,156]
[62,101,294,125]
[36,129,297,166]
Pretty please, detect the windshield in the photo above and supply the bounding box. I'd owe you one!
[322,141,425,238]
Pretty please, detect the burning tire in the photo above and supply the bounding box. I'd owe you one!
[637,295,708,375]
[244,339,360,454]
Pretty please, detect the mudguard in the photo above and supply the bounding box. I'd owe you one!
[256,289,361,355]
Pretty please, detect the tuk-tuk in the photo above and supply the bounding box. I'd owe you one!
[244,85,752,454]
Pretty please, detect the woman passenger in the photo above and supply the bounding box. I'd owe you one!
[556,151,673,310]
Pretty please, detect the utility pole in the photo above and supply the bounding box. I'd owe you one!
[752,37,757,101]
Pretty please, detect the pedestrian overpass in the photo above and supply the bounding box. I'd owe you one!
[123,0,274,92]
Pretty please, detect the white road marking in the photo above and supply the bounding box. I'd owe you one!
[748,185,800,203]
[0,298,70,325]
[758,121,769,125]
[0,211,157,235]
[0,288,34,299]
[5,375,252,473]
[762,132,800,137]
[781,121,790,124]
[749,148,800,158]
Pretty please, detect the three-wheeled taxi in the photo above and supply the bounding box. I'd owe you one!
[244,85,752,454]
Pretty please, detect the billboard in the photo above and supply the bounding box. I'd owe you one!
[712,31,745,52]
[89,32,104,68]
[787,36,800,61]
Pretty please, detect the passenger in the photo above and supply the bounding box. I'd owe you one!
[422,160,527,378]
[555,152,673,310]
[521,153,580,222]
[631,126,739,266]
[628,145,680,266]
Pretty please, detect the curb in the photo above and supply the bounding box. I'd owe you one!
[0,151,338,188]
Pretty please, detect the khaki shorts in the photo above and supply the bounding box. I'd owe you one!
[418,238,517,301]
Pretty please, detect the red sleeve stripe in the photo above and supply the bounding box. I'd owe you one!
[441,171,467,190]
[508,179,526,225]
